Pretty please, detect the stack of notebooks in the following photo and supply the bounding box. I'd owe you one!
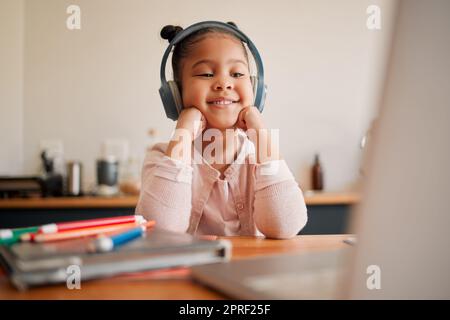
[0,219,231,290]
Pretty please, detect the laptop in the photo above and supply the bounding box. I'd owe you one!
[191,0,450,299]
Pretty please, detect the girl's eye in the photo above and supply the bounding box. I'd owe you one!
[197,73,214,77]
[232,72,244,78]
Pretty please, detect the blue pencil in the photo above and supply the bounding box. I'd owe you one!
[91,225,145,253]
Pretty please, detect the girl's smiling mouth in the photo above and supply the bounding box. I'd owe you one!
[207,98,240,107]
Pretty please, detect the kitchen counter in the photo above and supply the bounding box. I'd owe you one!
[0,192,359,209]
[0,192,359,234]
[0,196,139,209]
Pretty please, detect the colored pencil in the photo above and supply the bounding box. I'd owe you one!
[38,215,146,234]
[0,233,22,246]
[26,221,144,243]
[99,220,156,237]
[90,225,146,253]
[0,226,41,245]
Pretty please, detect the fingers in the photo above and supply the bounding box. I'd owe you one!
[235,107,250,130]
[193,113,208,139]
[201,115,207,131]
[176,107,207,141]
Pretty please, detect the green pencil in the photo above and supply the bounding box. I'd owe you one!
[0,234,22,246]
[0,226,39,245]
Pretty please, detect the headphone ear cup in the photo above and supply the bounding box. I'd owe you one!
[159,82,177,121]
[250,75,266,112]
[159,81,183,121]
[250,76,257,101]
[260,84,267,112]
[168,81,183,114]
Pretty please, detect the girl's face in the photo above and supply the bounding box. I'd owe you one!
[180,34,254,130]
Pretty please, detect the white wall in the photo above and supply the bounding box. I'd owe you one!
[0,0,24,175]
[3,0,397,191]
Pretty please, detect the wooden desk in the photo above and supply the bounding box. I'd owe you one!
[0,235,350,300]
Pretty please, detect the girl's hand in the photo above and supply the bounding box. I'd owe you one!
[235,106,279,163]
[176,107,207,141]
[165,107,206,162]
[235,106,265,131]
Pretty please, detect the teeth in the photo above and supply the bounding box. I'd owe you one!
[208,100,236,105]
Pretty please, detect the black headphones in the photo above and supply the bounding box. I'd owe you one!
[159,21,267,121]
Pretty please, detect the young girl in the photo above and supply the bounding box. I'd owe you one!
[135,22,307,239]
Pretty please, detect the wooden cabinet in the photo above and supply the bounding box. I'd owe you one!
[0,197,137,228]
[300,192,359,235]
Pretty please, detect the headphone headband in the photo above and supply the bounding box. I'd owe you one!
[159,21,266,120]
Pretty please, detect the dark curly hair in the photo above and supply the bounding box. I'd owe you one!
[160,22,249,87]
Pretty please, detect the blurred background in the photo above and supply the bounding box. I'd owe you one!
[0,0,397,192]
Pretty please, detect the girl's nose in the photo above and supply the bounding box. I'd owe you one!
[213,78,233,91]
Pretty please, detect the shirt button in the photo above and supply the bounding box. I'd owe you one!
[236,203,244,210]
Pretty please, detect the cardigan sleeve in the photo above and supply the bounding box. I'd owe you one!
[252,159,308,239]
[135,143,193,233]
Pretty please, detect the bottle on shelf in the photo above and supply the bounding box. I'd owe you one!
[311,154,324,191]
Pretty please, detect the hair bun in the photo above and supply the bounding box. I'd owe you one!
[227,21,238,28]
[160,25,183,42]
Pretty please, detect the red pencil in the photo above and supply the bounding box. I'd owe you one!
[29,221,146,243]
[38,215,147,234]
